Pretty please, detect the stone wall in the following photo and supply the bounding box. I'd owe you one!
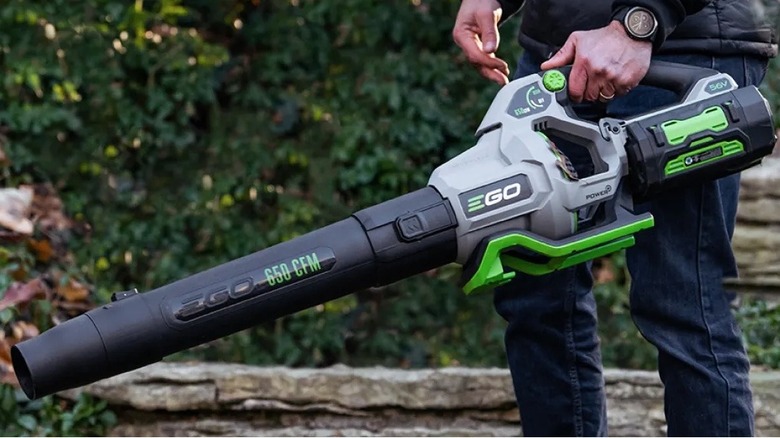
[731,155,780,296]
[62,363,780,436]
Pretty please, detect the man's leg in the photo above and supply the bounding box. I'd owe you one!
[493,51,607,437]
[612,54,767,436]
[495,265,607,436]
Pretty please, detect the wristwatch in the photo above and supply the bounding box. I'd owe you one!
[613,6,658,43]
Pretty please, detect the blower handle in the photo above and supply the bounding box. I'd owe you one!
[553,61,720,104]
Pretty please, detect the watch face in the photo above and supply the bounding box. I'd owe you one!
[627,9,656,38]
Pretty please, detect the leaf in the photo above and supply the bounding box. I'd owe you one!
[98,410,117,427]
[0,279,48,311]
[27,239,53,263]
[30,184,73,234]
[0,187,34,235]
[0,138,8,166]
[61,412,74,434]
[0,334,12,366]
[0,308,14,324]
[16,414,37,431]
[56,279,89,302]
[11,321,39,342]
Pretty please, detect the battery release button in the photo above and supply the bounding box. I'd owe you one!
[542,70,566,92]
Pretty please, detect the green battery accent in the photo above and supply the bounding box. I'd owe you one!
[661,106,729,146]
[664,139,745,176]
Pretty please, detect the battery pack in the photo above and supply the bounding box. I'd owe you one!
[624,86,776,200]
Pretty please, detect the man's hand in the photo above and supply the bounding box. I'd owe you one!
[541,21,652,103]
[452,0,510,85]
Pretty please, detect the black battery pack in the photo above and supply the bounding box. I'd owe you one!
[624,86,776,200]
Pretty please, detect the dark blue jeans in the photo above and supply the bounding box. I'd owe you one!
[494,52,769,436]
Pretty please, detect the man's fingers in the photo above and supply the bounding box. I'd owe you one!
[541,37,576,70]
[568,62,587,103]
[454,31,509,72]
[585,80,604,102]
[480,65,509,85]
[475,9,500,53]
[489,54,510,77]
[451,1,508,83]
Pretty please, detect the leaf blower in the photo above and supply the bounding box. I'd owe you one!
[12,62,777,399]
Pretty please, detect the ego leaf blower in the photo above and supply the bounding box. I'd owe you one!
[12,62,777,399]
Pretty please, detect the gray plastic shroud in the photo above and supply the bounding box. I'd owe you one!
[429,69,736,264]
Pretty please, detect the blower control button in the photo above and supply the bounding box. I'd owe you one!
[542,70,566,92]
[397,213,426,240]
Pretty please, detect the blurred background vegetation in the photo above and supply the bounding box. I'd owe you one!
[0,0,777,435]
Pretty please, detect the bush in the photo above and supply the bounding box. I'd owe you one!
[0,385,116,437]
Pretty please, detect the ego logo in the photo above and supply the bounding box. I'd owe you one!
[460,175,532,218]
[468,182,523,213]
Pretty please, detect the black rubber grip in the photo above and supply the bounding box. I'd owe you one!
[640,61,719,97]
[553,61,719,117]
[556,61,717,97]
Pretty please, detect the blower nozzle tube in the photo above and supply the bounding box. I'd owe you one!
[12,187,458,399]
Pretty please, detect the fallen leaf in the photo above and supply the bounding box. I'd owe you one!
[0,350,14,386]
[0,332,18,385]
[0,229,26,244]
[10,264,27,281]
[27,238,54,263]
[30,183,73,233]
[56,278,89,302]
[0,333,11,365]
[0,278,48,311]
[56,300,92,317]
[0,369,16,386]
[0,139,7,166]
[10,321,39,342]
[0,186,34,234]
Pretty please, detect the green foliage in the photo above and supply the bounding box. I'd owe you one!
[736,298,780,368]
[761,57,780,128]
[757,1,780,126]
[0,385,116,436]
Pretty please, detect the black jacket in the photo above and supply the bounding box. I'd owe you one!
[498,0,777,60]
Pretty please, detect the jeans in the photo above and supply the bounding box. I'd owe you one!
[494,51,769,436]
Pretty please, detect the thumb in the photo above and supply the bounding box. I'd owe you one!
[541,37,576,70]
[475,9,500,53]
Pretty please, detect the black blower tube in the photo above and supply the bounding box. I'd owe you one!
[12,187,458,399]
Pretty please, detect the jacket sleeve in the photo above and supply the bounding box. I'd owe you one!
[496,0,525,25]
[611,0,714,49]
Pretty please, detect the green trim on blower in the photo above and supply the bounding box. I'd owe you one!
[462,216,655,295]
[661,106,728,146]
[664,140,744,176]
